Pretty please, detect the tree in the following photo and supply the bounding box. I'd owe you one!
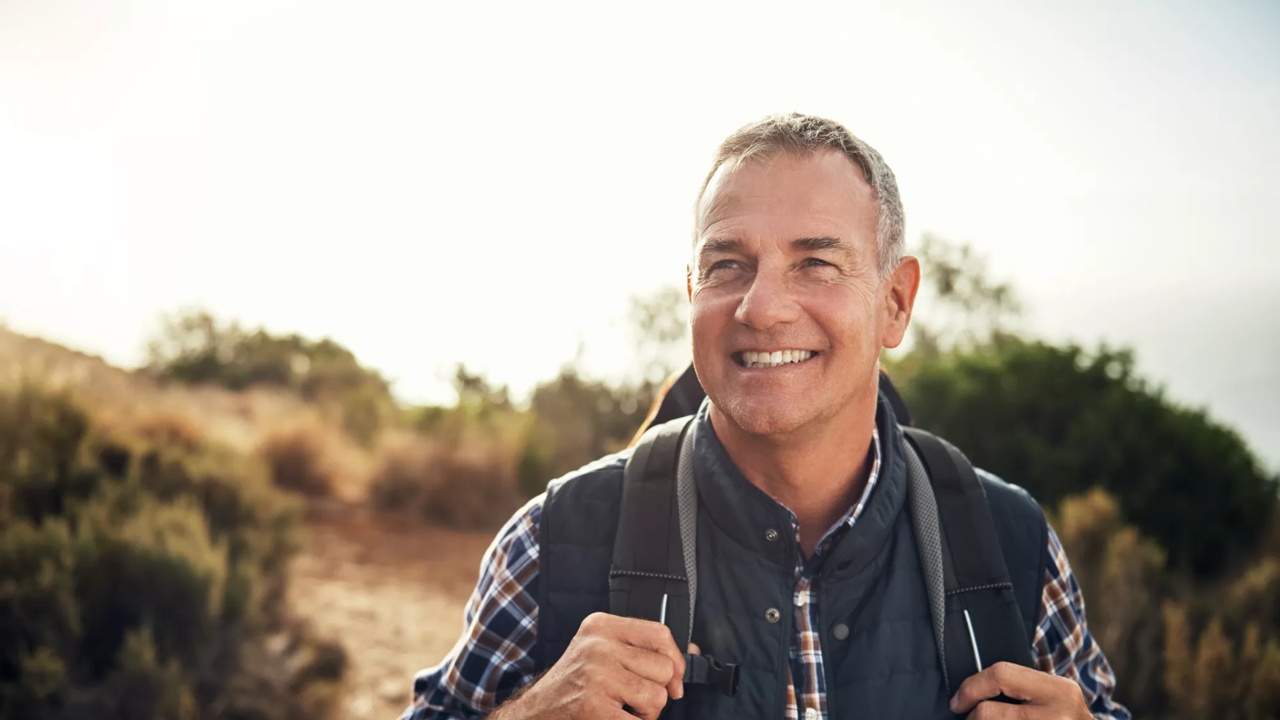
[625,285,690,388]
[906,233,1023,357]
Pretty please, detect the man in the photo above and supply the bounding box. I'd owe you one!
[399,114,1130,719]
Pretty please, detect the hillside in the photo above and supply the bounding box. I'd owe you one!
[0,326,490,719]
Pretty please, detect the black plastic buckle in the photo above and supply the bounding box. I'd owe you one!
[682,654,740,698]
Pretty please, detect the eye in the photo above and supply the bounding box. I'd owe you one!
[708,259,739,272]
[804,258,833,268]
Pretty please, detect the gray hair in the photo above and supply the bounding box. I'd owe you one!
[695,113,905,277]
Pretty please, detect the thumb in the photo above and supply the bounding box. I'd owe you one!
[687,642,701,656]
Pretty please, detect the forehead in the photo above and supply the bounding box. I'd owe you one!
[697,149,878,241]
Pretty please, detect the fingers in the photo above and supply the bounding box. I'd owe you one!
[615,643,679,689]
[950,662,1085,716]
[582,613,687,700]
[964,701,1029,720]
[950,663,1032,713]
[611,669,671,720]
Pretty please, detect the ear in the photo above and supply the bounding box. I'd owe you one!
[881,256,921,349]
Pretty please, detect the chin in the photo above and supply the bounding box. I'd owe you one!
[715,395,814,438]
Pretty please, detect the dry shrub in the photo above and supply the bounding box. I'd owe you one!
[370,431,521,530]
[128,411,206,453]
[1163,602,1280,720]
[259,422,345,498]
[1052,488,1168,709]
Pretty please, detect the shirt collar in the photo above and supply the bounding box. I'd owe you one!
[779,427,883,562]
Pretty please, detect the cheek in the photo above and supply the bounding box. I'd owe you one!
[688,298,722,359]
[689,291,735,330]
[810,284,880,343]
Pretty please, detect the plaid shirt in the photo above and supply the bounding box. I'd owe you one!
[400,431,1131,720]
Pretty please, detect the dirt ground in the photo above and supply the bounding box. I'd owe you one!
[288,503,496,720]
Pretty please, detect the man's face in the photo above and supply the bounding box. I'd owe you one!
[688,150,915,438]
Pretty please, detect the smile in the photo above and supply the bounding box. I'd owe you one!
[734,350,819,369]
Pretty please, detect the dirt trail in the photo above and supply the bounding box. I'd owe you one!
[289,504,495,720]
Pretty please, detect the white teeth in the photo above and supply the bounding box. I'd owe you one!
[740,350,814,368]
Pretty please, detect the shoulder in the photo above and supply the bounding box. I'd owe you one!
[975,467,1048,533]
[973,467,1051,636]
[545,447,632,498]
[541,448,632,544]
[973,466,1049,549]
[473,448,633,579]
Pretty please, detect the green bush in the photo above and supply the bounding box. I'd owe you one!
[0,382,343,720]
[892,338,1279,577]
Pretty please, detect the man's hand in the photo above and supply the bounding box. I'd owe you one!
[493,612,691,720]
[949,662,1093,719]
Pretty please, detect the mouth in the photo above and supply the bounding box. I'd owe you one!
[733,350,820,369]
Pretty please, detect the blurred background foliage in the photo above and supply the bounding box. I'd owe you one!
[1,234,1276,717]
[0,383,347,720]
[884,236,1280,718]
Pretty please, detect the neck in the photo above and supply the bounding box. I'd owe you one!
[709,396,878,556]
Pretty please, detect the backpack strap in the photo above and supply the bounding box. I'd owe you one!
[611,416,739,699]
[903,428,1034,700]
[902,434,950,690]
[610,417,693,646]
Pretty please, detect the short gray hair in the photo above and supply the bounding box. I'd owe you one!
[695,113,905,277]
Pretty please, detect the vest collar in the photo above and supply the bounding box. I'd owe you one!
[691,392,909,578]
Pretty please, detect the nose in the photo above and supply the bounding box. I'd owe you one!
[734,270,801,330]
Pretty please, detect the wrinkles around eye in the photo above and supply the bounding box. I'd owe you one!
[698,260,740,281]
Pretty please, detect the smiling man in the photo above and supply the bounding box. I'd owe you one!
[398,114,1130,720]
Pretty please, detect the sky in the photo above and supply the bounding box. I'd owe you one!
[1,0,1278,469]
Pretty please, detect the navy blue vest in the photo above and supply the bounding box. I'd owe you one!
[537,398,1047,719]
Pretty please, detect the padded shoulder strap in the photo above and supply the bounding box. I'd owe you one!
[610,417,695,650]
[903,428,1034,697]
[611,416,740,702]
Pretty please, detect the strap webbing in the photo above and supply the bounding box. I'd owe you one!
[676,422,698,641]
[903,439,950,692]
[612,416,739,702]
[903,428,1034,699]
[610,418,693,650]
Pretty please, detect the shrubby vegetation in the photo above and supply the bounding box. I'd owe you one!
[0,382,346,720]
[893,338,1278,578]
[145,311,396,446]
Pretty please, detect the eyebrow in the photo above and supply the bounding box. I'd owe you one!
[792,236,844,252]
[697,235,850,262]
[698,237,742,257]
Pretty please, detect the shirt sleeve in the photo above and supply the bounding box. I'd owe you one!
[1032,523,1133,720]
[398,494,545,720]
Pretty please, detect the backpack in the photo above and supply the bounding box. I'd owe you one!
[609,365,1035,706]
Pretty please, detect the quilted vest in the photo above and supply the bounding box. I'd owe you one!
[537,398,1047,719]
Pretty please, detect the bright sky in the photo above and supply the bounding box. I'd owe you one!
[2,0,1278,468]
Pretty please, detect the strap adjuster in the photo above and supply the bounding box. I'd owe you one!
[682,654,740,697]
